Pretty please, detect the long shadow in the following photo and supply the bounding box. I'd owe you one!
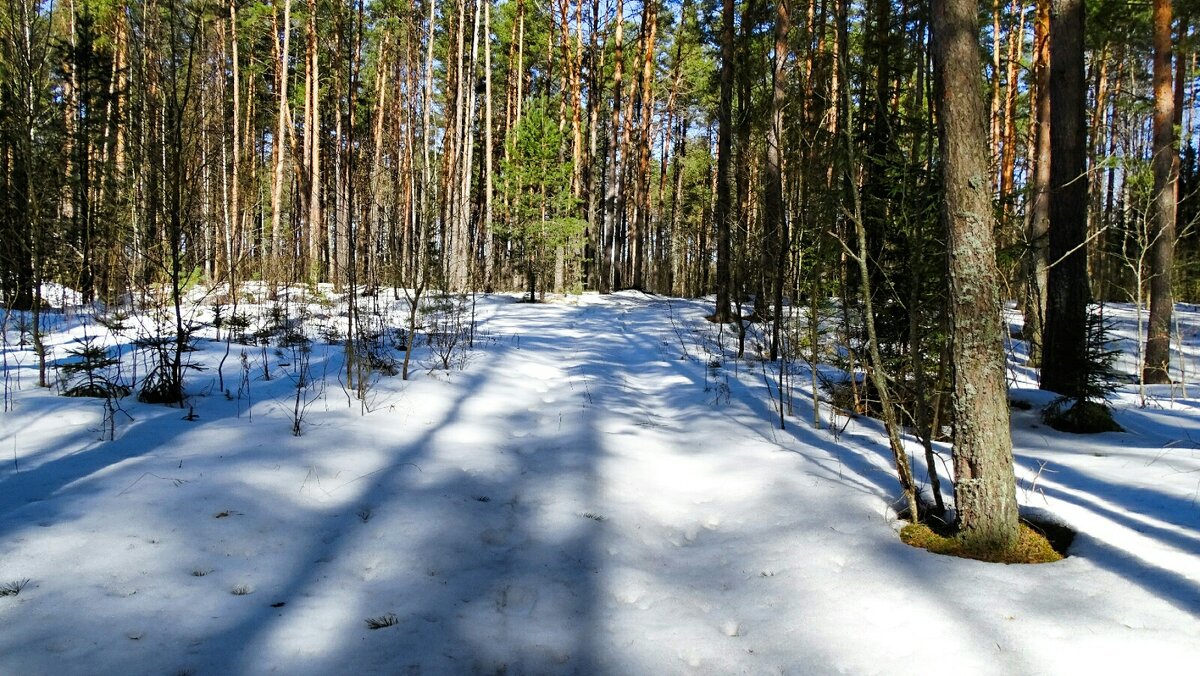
[1075,535,1200,616]
[1011,462,1200,616]
[691,327,921,509]
[182,302,605,674]
[0,344,344,541]
[4,299,595,671]
[1014,458,1200,553]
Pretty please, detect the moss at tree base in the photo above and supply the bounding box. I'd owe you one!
[900,521,1064,564]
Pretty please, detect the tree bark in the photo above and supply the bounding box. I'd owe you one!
[602,0,625,293]
[269,0,293,265]
[1023,0,1050,366]
[765,0,790,359]
[1144,0,1177,384]
[632,0,657,290]
[483,0,495,289]
[1041,0,1090,397]
[713,0,735,322]
[306,0,322,278]
[933,0,1020,551]
[998,0,1027,219]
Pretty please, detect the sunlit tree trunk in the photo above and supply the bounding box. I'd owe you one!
[933,0,1020,552]
[269,0,293,266]
[1144,0,1177,384]
[602,0,625,293]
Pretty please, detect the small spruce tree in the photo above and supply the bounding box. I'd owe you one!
[1043,305,1123,433]
[61,335,129,398]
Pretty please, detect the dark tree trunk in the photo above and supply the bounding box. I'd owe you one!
[713,0,735,323]
[933,0,1020,552]
[1144,0,1177,384]
[1024,0,1051,366]
[765,0,790,359]
[1041,0,1090,397]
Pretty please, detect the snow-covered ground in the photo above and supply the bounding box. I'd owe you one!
[1,291,1198,674]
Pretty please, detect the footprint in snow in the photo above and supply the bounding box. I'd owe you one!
[667,526,700,546]
[495,584,538,616]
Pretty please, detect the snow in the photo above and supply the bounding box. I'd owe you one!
[1,290,1198,674]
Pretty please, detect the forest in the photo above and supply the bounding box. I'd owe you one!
[1,0,1194,324]
[2,0,1200,670]
[2,0,1194,538]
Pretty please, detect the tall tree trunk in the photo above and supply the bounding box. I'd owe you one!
[766,0,790,360]
[584,0,603,289]
[1144,0,1177,384]
[454,0,481,290]
[631,0,657,290]
[422,0,437,282]
[1024,0,1050,366]
[305,0,322,277]
[1086,53,1110,292]
[713,0,735,322]
[737,0,760,319]
[269,0,293,266]
[998,0,1027,220]
[933,0,1020,552]
[602,0,625,293]
[483,0,495,289]
[1041,0,1089,397]
[228,1,244,289]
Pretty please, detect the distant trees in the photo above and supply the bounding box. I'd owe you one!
[0,0,1184,318]
[0,0,62,387]
[501,98,584,301]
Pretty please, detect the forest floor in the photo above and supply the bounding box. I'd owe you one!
[1,289,1198,674]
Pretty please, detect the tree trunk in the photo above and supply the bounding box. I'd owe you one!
[765,0,790,360]
[306,0,322,277]
[1041,0,1089,397]
[269,0,293,266]
[713,0,735,322]
[933,0,1020,552]
[584,0,603,289]
[602,0,625,293]
[483,0,495,290]
[1023,0,1050,366]
[998,0,1027,220]
[1144,0,1177,384]
[632,0,657,290]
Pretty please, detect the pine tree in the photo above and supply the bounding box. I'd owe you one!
[1041,0,1090,397]
[933,0,1020,552]
[1144,0,1177,384]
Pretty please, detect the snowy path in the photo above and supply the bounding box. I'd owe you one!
[1,292,1198,674]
